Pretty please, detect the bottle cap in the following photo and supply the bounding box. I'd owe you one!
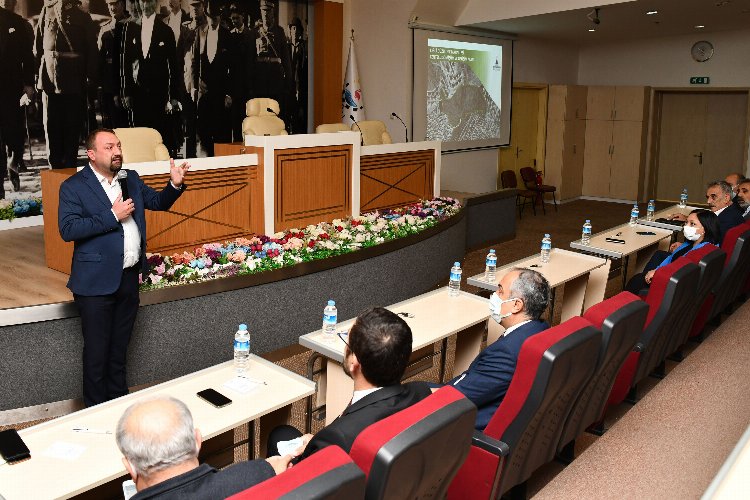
[454,261,460,267]
[328,300,335,306]
[649,199,654,203]
[238,324,247,331]
[489,249,495,254]
[544,234,550,237]
[585,220,590,223]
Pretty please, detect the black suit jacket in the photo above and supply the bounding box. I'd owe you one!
[718,204,745,244]
[0,7,34,101]
[123,17,178,104]
[298,382,432,461]
[193,24,232,100]
[130,462,274,500]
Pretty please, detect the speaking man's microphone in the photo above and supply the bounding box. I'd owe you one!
[349,114,364,145]
[116,170,130,201]
[390,112,409,142]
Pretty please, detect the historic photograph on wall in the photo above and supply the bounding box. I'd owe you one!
[0,0,309,202]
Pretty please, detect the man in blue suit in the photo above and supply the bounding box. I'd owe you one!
[448,268,550,431]
[59,128,189,406]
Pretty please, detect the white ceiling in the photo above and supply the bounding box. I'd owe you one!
[464,0,750,46]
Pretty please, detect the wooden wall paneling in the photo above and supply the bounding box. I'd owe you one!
[562,119,586,199]
[360,150,435,212]
[41,169,76,274]
[609,120,644,200]
[582,119,613,197]
[215,143,265,234]
[566,85,588,120]
[614,86,648,122]
[274,145,352,231]
[586,86,616,120]
[313,0,344,127]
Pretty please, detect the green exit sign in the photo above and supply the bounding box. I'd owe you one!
[690,76,710,84]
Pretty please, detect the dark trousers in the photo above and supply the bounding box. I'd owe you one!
[133,92,175,157]
[43,92,85,169]
[625,250,670,295]
[266,424,303,458]
[74,264,140,407]
[100,93,131,129]
[197,93,231,157]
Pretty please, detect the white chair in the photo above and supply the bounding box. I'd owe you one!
[113,127,170,163]
[315,123,350,134]
[352,120,392,145]
[242,98,288,136]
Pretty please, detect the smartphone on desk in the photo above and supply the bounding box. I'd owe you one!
[197,389,232,408]
[0,429,31,464]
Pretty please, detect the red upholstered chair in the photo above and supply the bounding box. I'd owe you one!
[557,292,648,457]
[501,169,536,218]
[519,166,557,214]
[447,317,601,499]
[607,260,700,406]
[227,445,365,500]
[348,386,476,500]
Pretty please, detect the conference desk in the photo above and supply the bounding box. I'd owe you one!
[466,248,609,324]
[0,356,314,500]
[638,204,702,232]
[299,287,490,426]
[570,223,673,287]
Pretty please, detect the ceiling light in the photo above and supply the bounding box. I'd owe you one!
[588,28,596,32]
[695,25,706,28]
[646,10,658,15]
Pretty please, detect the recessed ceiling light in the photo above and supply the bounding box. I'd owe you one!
[646,10,658,15]
[588,28,596,32]
[695,25,706,28]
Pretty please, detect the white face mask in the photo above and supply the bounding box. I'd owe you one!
[683,225,701,241]
[489,294,518,323]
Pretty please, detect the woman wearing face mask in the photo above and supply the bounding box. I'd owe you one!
[625,209,720,294]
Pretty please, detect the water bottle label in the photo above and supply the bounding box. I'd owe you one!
[631,210,638,217]
[234,339,249,351]
[323,313,337,324]
[583,227,591,234]
[485,257,496,266]
[541,243,551,250]
[450,272,462,281]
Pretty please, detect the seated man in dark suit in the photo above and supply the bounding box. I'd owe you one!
[725,172,746,210]
[446,268,550,431]
[737,178,750,220]
[669,180,745,243]
[267,307,431,461]
[117,396,292,499]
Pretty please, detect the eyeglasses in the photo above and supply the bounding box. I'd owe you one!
[337,330,350,351]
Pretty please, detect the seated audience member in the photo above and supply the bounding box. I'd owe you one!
[267,307,431,461]
[116,396,292,499]
[669,181,744,242]
[725,172,746,209]
[626,209,720,294]
[737,178,750,220]
[445,268,550,431]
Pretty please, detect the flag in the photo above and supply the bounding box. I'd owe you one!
[342,38,366,125]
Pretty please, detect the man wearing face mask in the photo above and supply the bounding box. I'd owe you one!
[447,268,550,431]
[737,178,750,220]
[626,209,720,294]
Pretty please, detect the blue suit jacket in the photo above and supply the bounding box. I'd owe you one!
[718,204,745,244]
[58,166,183,296]
[449,319,549,431]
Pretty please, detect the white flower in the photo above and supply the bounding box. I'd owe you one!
[0,200,12,209]
[376,237,385,243]
[332,218,343,226]
[273,255,284,264]
[355,233,365,243]
[273,231,285,239]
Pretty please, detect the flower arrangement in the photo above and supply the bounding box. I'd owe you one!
[140,197,462,290]
[0,198,43,222]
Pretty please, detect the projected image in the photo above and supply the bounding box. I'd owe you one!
[426,39,502,142]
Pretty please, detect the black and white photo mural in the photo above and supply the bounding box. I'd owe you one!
[0,0,309,201]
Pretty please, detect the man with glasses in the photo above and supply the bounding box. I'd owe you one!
[266,307,431,461]
[446,268,550,431]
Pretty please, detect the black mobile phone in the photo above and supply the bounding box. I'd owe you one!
[636,231,656,236]
[0,429,31,464]
[197,389,232,408]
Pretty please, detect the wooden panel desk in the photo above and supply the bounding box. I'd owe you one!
[0,356,314,500]
[570,223,672,286]
[467,248,609,324]
[299,287,489,426]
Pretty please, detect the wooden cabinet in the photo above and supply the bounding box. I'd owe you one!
[545,85,587,200]
[581,86,649,200]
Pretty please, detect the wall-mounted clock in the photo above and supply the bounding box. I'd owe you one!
[691,41,714,62]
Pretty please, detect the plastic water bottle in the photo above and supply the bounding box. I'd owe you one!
[484,250,497,282]
[629,204,639,226]
[322,300,337,337]
[540,234,552,264]
[448,262,462,297]
[647,200,655,221]
[679,188,688,208]
[233,324,250,374]
[581,220,592,246]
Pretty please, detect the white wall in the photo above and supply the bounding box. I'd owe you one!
[514,38,579,85]
[578,28,750,87]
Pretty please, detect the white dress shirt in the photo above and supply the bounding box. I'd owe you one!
[90,166,141,269]
[502,319,532,337]
[167,11,181,44]
[205,24,219,63]
[351,387,382,405]
[743,205,750,219]
[714,206,728,217]
[141,13,156,59]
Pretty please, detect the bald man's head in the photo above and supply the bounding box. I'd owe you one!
[116,397,199,480]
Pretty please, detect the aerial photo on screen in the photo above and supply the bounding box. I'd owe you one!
[426,39,502,143]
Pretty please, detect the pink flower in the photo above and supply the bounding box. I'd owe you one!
[228,250,246,263]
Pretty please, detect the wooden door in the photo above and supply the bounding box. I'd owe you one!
[609,120,643,200]
[586,86,615,120]
[655,92,748,201]
[562,119,586,199]
[582,119,613,197]
[498,87,540,182]
[702,92,748,186]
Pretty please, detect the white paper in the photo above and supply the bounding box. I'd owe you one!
[223,377,262,395]
[40,441,86,461]
[277,437,303,456]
